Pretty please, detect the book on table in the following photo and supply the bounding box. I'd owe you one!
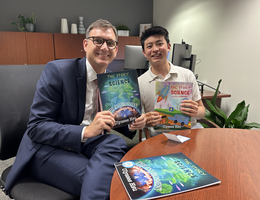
[114,152,221,200]
[154,81,193,131]
[97,69,141,128]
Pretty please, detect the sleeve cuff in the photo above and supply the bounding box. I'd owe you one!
[81,126,88,142]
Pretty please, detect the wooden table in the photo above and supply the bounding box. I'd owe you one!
[110,128,260,199]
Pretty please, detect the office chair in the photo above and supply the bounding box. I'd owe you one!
[0,65,79,200]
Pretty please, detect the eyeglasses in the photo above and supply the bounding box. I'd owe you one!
[87,37,118,49]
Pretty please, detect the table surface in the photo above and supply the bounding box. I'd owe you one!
[110,128,260,200]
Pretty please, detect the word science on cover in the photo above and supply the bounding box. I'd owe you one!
[154,81,193,131]
[97,69,142,128]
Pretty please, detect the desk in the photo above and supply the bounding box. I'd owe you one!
[201,90,231,108]
[110,129,260,199]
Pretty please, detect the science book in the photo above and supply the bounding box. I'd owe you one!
[114,152,220,200]
[154,81,193,130]
[97,69,141,128]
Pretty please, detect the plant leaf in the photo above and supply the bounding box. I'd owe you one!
[225,101,246,127]
[214,106,227,127]
[204,100,216,120]
[204,114,215,123]
[203,108,216,123]
[211,79,222,106]
[242,122,260,129]
[238,104,249,122]
[205,99,226,125]
[231,118,243,128]
[230,104,249,128]
[215,105,227,120]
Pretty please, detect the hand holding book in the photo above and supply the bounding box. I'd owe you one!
[129,113,146,131]
[83,111,115,138]
[180,99,199,118]
[145,111,162,127]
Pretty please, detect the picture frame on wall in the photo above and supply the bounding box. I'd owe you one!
[139,23,152,36]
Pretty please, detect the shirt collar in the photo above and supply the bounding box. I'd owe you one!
[85,58,107,83]
[148,62,178,83]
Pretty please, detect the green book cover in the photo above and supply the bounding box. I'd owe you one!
[154,81,193,130]
[115,152,220,200]
[97,69,141,128]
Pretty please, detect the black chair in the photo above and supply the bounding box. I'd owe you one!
[0,65,79,200]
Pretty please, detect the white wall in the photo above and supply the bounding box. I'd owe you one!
[153,0,260,126]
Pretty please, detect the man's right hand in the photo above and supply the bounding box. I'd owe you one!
[83,111,115,139]
[145,112,162,127]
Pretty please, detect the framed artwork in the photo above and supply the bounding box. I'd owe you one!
[139,23,152,36]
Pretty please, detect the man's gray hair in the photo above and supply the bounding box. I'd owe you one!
[86,19,118,40]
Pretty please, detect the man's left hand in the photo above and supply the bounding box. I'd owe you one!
[129,114,146,131]
[180,100,199,118]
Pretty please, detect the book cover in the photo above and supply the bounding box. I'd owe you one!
[97,69,141,128]
[114,152,220,200]
[154,81,193,130]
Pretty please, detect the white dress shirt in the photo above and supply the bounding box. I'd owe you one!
[138,62,202,136]
[80,59,101,142]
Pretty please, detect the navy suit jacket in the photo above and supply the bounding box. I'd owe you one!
[5,57,134,191]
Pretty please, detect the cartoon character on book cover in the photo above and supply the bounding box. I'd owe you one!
[115,152,220,200]
[154,81,193,130]
[97,70,141,128]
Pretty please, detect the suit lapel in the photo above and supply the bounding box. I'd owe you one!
[77,57,87,124]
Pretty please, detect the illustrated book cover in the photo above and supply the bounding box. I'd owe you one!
[97,69,141,128]
[154,81,193,130]
[114,152,220,200]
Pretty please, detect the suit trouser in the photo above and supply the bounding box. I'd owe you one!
[29,134,128,200]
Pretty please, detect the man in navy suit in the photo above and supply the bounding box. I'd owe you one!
[5,19,146,200]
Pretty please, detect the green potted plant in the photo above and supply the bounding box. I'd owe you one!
[203,79,260,129]
[116,25,130,36]
[12,13,36,32]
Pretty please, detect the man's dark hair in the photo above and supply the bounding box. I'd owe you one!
[140,26,170,51]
